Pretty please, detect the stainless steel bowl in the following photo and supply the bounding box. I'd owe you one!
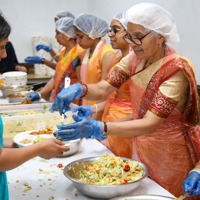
[1,85,32,96]
[5,91,33,103]
[111,194,173,200]
[64,156,149,199]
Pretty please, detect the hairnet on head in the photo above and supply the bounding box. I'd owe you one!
[113,11,127,29]
[56,17,76,38]
[73,13,108,39]
[125,3,180,43]
[55,10,75,20]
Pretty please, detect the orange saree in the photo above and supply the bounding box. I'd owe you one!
[106,46,200,198]
[101,54,133,158]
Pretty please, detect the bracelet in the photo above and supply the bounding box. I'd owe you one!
[37,92,42,99]
[189,168,200,175]
[80,83,88,98]
[94,104,98,114]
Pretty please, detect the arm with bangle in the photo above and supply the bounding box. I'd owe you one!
[38,77,56,98]
[41,58,57,70]
[49,49,59,62]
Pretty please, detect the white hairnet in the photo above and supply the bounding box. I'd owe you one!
[73,13,108,39]
[55,17,76,38]
[55,10,75,20]
[113,11,127,29]
[125,3,180,43]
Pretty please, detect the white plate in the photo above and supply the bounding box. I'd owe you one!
[13,130,53,148]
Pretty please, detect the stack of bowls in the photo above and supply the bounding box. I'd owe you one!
[0,72,32,103]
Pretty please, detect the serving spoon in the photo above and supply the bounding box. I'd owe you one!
[61,77,71,124]
[173,191,194,200]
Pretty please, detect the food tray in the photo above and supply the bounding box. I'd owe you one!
[0,102,53,113]
[0,102,76,113]
[1,103,77,139]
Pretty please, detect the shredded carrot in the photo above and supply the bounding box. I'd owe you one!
[48,179,52,181]
[27,186,32,189]
[39,168,43,171]
[40,185,43,187]
[16,180,19,183]
[75,193,78,197]
[36,195,39,197]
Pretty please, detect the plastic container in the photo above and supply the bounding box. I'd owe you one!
[1,103,77,139]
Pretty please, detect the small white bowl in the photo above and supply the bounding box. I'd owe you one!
[13,130,81,157]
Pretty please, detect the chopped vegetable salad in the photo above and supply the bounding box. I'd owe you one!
[78,154,145,185]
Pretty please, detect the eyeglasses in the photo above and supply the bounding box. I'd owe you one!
[107,28,126,37]
[123,31,152,45]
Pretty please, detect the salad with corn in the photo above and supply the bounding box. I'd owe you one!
[78,154,145,185]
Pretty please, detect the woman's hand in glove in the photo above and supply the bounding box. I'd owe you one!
[51,83,83,115]
[182,171,200,196]
[24,55,43,64]
[72,105,93,117]
[55,115,107,141]
[35,44,52,52]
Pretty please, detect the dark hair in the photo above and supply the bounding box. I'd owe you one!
[0,13,11,41]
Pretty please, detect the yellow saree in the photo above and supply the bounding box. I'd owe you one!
[80,40,115,106]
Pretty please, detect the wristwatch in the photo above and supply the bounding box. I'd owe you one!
[101,122,108,137]
[41,58,45,64]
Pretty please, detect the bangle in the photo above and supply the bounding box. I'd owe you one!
[94,104,98,114]
[80,83,88,98]
[37,92,42,99]
[41,58,45,64]
[189,168,200,175]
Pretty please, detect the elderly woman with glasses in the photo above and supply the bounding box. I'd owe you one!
[52,3,200,198]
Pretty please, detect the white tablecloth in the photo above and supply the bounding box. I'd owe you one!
[7,139,175,200]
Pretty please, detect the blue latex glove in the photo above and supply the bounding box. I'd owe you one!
[51,83,83,115]
[24,55,43,64]
[72,105,93,117]
[35,44,52,52]
[27,92,40,102]
[55,115,106,141]
[182,171,200,196]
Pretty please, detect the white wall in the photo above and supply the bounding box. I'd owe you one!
[1,0,200,83]
[0,0,88,61]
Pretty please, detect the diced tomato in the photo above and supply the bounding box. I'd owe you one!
[123,178,128,184]
[57,163,63,168]
[135,169,140,172]
[123,164,130,172]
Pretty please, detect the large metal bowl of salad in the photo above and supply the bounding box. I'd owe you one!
[64,154,149,199]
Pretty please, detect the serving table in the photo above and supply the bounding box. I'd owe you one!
[7,139,176,200]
